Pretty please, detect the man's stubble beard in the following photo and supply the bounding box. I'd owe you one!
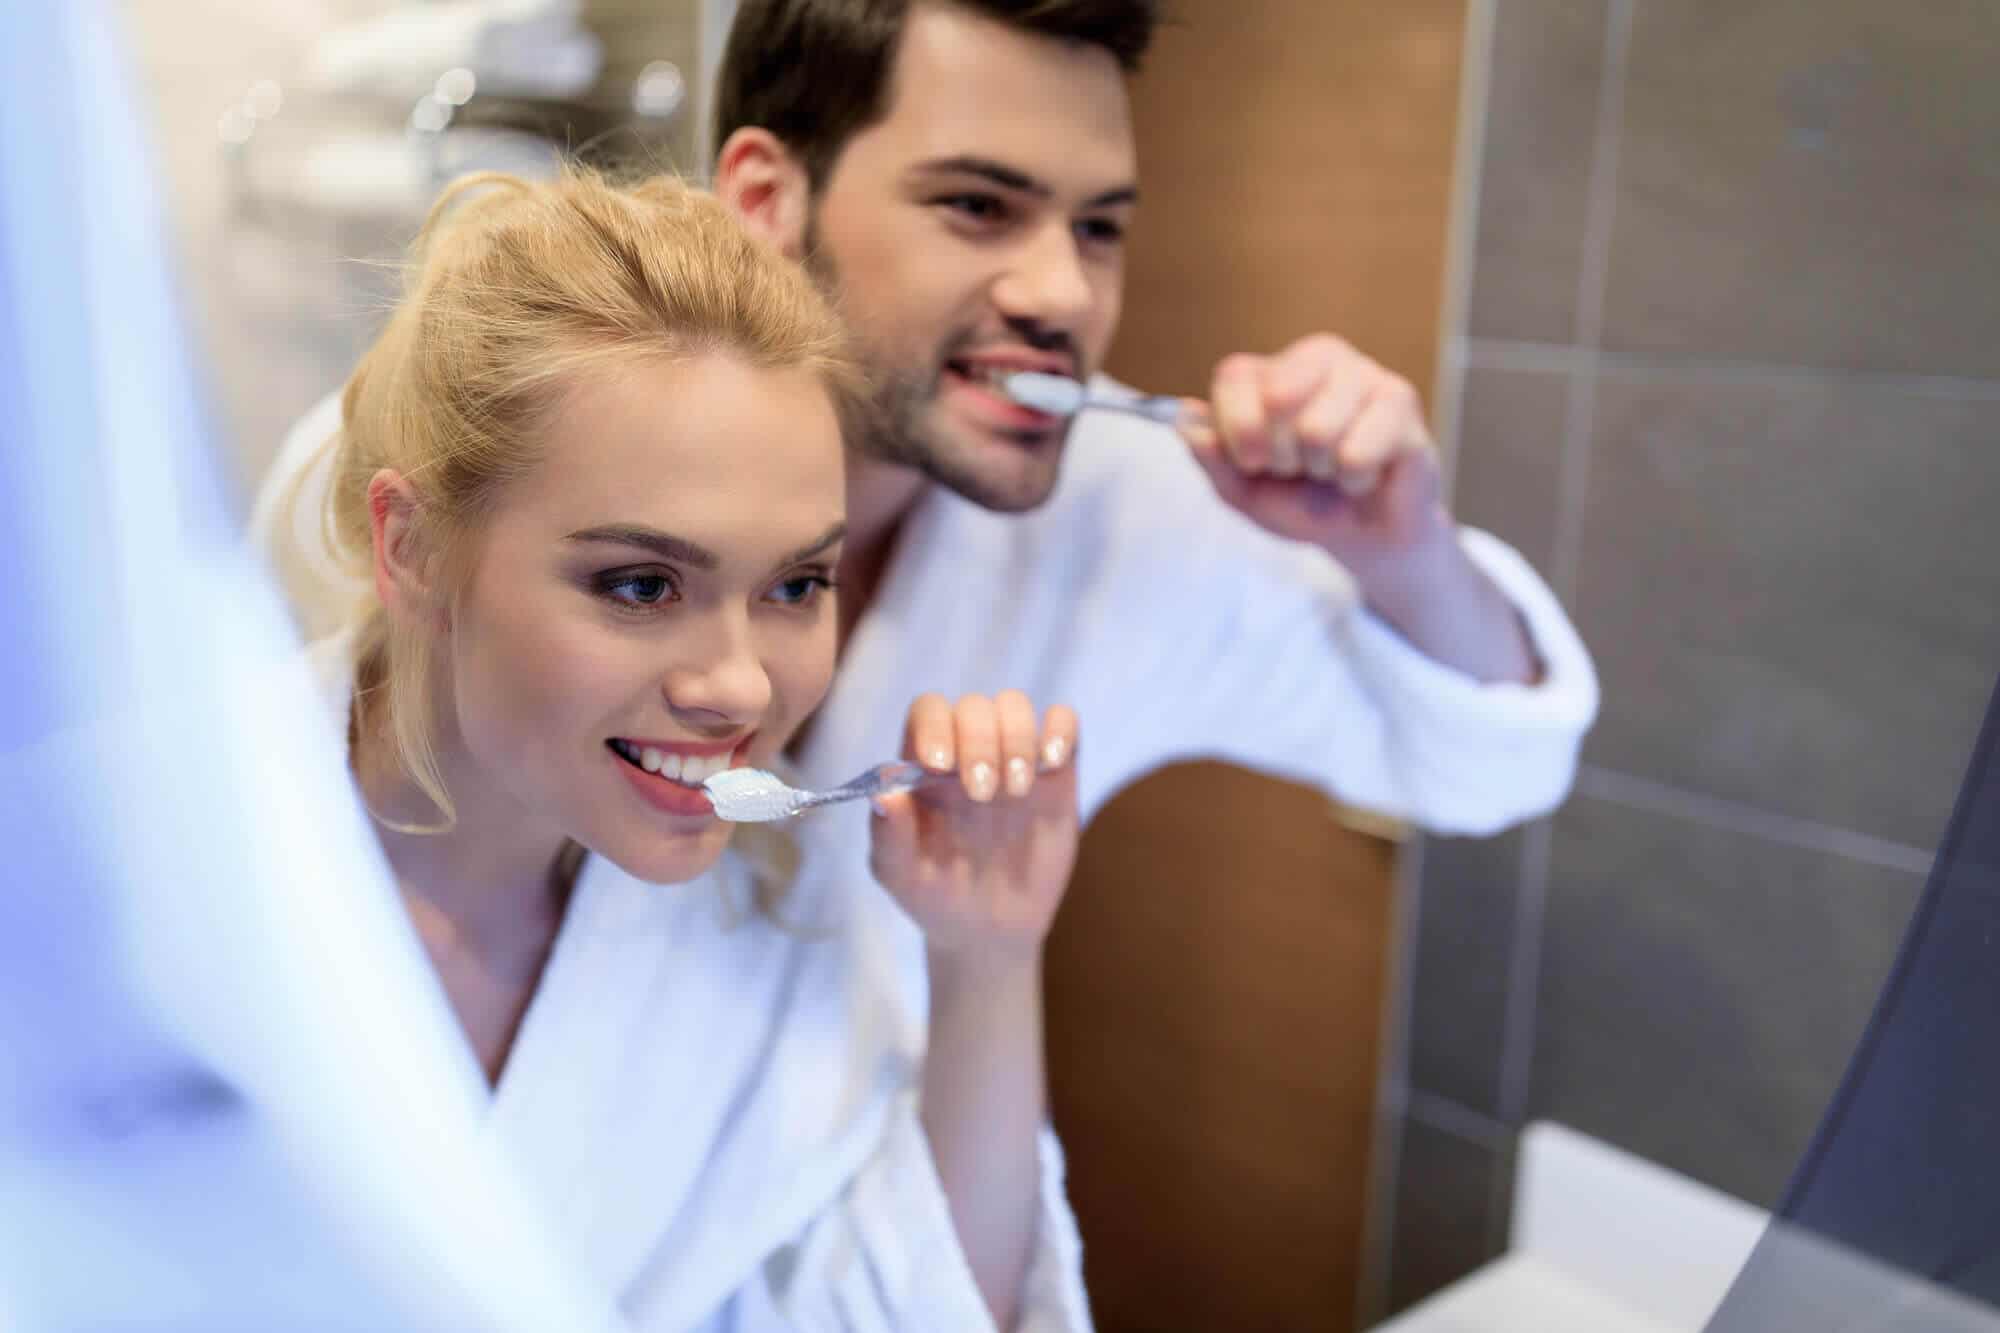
[801,215,1067,515]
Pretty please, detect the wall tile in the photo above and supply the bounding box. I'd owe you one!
[1527,795,1922,1206]
[1575,371,2000,850]
[1384,1114,1510,1316]
[1407,829,1528,1117]
[1600,0,2000,377]
[1464,0,1610,343]
[1448,364,1571,576]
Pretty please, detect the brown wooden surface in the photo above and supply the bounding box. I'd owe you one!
[1106,0,1469,401]
[1050,764,1400,1331]
[1052,1,1468,1327]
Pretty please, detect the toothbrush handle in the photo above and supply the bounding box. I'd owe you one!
[1133,395,1188,425]
[1122,393,1211,429]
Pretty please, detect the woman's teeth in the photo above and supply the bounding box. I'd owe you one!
[610,739,731,786]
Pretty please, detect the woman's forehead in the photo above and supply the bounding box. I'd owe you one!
[498,357,846,562]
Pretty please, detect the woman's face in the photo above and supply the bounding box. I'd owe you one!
[441,351,846,885]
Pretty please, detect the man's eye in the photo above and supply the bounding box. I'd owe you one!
[1079,217,1126,245]
[942,194,1009,223]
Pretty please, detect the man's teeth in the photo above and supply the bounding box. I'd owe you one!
[612,740,731,786]
[958,363,1052,392]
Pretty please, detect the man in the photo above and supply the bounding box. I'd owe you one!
[255,2,1596,1325]
[704,0,1595,819]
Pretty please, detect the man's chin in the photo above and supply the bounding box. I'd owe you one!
[919,418,1071,513]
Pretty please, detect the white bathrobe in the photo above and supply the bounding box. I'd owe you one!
[276,386,1599,1333]
[313,638,1085,1333]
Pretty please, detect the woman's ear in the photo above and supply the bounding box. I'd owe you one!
[713,127,813,260]
[366,469,447,632]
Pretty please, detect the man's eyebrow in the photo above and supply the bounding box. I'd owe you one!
[910,155,1139,210]
[563,525,719,570]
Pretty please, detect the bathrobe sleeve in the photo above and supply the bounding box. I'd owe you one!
[1069,465,1602,836]
[738,1091,1089,1333]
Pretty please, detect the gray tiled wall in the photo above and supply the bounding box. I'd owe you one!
[1377,0,2000,1318]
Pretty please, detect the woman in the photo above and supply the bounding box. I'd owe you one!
[287,169,1092,1331]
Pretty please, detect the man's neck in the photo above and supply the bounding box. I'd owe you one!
[835,454,929,652]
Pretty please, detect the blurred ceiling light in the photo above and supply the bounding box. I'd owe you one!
[435,66,477,107]
[217,104,255,146]
[632,59,685,119]
[409,94,452,135]
[245,78,282,120]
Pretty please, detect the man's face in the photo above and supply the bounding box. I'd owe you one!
[802,3,1138,512]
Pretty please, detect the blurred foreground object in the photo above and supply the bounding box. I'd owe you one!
[0,5,620,1330]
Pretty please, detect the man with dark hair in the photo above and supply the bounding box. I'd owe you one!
[698,0,1597,1324]
[258,3,1596,1325]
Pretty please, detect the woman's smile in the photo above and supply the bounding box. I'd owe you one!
[606,735,756,818]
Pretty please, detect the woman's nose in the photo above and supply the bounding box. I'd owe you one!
[662,621,772,727]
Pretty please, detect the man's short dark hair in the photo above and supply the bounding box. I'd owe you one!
[715,0,1161,189]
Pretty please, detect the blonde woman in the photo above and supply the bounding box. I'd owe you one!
[288,170,1092,1331]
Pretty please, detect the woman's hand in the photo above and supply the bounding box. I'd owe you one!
[867,691,1080,964]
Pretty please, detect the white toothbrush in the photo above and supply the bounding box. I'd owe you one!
[703,761,940,823]
[1003,371,1189,425]
[1011,369,1378,491]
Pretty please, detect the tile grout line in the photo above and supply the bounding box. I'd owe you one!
[1548,0,1634,602]
[1407,1087,1514,1150]
[1577,765,1937,876]
[1494,817,1553,1127]
[1463,336,2000,399]
[1489,0,1637,1260]
[1361,0,1499,1322]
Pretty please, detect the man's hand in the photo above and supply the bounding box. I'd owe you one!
[1180,333,1451,586]
[1181,333,1542,685]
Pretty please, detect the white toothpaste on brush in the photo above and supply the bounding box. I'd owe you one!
[703,768,802,822]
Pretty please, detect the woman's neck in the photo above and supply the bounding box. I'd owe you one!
[352,707,575,1086]
[351,706,573,962]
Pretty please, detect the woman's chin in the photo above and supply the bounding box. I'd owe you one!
[591,822,735,886]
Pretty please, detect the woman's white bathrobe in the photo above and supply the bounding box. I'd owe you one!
[316,640,1087,1333]
[284,386,1599,1333]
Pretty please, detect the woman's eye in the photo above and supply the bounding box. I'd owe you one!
[600,572,677,607]
[768,574,834,607]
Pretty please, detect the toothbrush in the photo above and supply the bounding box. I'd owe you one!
[1009,369,1375,491]
[1002,371,1191,425]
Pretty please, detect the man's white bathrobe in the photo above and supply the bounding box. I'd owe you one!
[280,386,1599,1332]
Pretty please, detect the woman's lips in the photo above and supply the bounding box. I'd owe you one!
[606,738,748,818]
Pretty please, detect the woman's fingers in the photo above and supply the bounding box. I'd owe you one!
[952,694,1001,803]
[995,690,1039,798]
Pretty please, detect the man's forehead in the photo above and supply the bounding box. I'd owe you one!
[872,6,1137,179]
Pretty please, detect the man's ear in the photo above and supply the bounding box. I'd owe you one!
[366,469,447,633]
[713,127,813,260]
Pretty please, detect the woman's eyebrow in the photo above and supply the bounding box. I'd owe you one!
[775,521,847,569]
[563,525,719,570]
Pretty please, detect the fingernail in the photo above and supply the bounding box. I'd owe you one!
[869,795,891,818]
[927,745,953,771]
[1040,736,1069,772]
[1006,756,1033,796]
[1269,424,1301,472]
[1304,449,1338,481]
[968,761,999,802]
